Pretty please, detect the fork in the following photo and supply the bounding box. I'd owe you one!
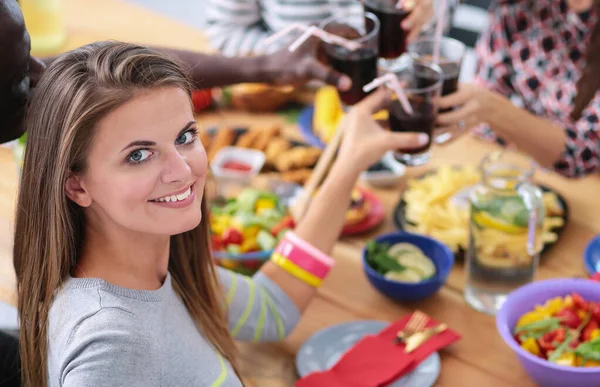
[394,310,428,343]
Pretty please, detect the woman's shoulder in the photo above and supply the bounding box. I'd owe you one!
[48,277,150,357]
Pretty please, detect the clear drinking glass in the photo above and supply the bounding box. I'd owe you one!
[362,0,411,71]
[408,37,467,143]
[388,61,443,166]
[464,151,545,315]
[319,10,380,107]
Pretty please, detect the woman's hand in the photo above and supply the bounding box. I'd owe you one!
[337,88,429,174]
[435,83,499,143]
[402,0,435,43]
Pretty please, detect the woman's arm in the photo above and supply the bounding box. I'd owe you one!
[257,90,429,313]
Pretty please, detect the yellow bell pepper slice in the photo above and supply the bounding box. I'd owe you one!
[520,337,541,356]
[516,310,550,328]
[243,226,261,240]
[537,296,564,316]
[219,259,239,270]
[590,329,600,340]
[240,238,259,253]
[255,198,276,212]
[210,215,230,235]
[554,352,576,366]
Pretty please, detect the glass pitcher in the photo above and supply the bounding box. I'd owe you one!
[464,151,545,315]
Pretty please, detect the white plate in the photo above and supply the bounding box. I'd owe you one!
[296,320,440,387]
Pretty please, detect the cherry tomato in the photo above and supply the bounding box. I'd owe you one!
[223,228,244,246]
[211,234,223,251]
[191,89,213,113]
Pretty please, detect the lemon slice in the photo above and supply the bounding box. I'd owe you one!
[388,243,424,257]
[384,268,422,283]
[472,212,526,234]
[397,253,436,279]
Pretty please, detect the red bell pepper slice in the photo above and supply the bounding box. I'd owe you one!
[555,307,582,329]
[583,319,599,342]
[270,215,295,237]
[223,228,244,246]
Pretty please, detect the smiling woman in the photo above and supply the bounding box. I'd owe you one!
[13,40,428,387]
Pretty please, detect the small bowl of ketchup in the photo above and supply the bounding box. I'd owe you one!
[211,146,265,183]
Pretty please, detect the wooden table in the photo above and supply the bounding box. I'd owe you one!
[1,1,600,386]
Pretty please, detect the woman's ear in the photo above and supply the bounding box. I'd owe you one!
[65,174,92,207]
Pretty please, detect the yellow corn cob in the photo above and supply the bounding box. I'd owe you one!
[313,86,343,143]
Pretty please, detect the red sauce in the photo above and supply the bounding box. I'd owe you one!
[222,160,252,172]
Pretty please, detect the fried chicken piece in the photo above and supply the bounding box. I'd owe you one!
[207,127,235,162]
[280,169,313,185]
[235,130,259,148]
[252,125,281,151]
[274,147,322,172]
[265,138,292,165]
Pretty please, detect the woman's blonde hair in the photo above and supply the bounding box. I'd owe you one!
[13,41,237,387]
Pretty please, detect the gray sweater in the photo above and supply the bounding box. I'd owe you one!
[48,267,300,386]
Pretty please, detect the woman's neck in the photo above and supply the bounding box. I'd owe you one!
[74,222,171,290]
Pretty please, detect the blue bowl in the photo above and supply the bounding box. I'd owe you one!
[362,232,454,301]
[584,234,600,275]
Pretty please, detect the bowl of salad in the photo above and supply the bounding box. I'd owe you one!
[496,278,600,387]
[362,232,454,301]
[210,188,293,275]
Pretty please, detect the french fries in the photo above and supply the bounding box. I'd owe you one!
[403,165,566,255]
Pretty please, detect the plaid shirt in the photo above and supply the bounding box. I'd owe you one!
[473,0,599,177]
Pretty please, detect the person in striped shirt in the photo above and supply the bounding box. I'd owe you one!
[206,0,440,57]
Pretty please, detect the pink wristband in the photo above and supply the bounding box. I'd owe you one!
[275,232,335,279]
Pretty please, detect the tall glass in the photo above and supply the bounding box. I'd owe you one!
[408,38,466,109]
[465,151,545,315]
[362,0,411,70]
[388,62,443,166]
[319,11,380,106]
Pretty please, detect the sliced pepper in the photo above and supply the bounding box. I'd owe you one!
[572,292,590,312]
[553,352,576,367]
[516,310,551,328]
[240,238,259,253]
[223,228,244,246]
[583,320,599,342]
[591,329,600,341]
[520,337,541,356]
[555,307,582,329]
[538,328,565,352]
[539,296,564,316]
[210,214,230,235]
[255,198,276,213]
[243,225,261,240]
[211,234,224,251]
[270,215,295,237]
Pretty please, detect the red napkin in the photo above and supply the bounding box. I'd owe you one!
[296,314,461,387]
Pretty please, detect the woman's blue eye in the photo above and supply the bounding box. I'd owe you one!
[127,149,153,164]
[175,130,197,145]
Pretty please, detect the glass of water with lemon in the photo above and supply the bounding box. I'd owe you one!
[464,151,544,315]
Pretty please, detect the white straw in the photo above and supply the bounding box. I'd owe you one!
[363,74,414,115]
[432,0,447,63]
[262,22,362,52]
[288,26,318,52]
[263,24,304,46]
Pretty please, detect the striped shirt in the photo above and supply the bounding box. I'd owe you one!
[205,0,460,57]
[48,268,299,386]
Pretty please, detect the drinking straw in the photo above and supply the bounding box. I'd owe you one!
[263,23,361,52]
[432,0,447,63]
[363,74,414,115]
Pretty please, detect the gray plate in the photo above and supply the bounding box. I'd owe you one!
[296,320,440,387]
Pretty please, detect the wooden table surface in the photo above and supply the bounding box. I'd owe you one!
[1,1,599,386]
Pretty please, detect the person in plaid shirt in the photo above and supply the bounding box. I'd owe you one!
[436,0,600,178]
